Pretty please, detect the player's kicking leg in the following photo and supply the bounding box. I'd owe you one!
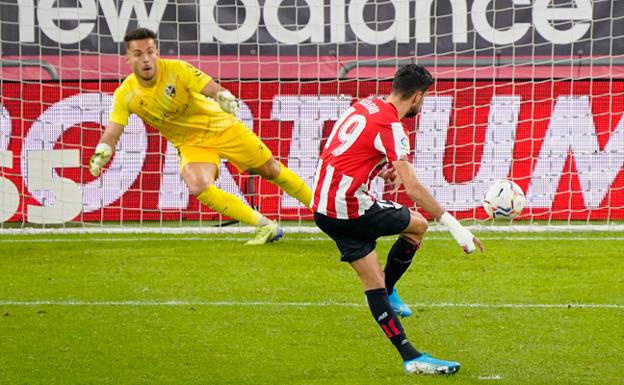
[181,162,282,245]
[352,250,461,375]
[315,202,460,375]
[384,209,429,318]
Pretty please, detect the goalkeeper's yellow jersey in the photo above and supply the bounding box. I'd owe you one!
[109,59,237,147]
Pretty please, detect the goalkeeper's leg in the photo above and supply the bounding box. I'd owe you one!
[252,157,312,208]
[182,162,282,244]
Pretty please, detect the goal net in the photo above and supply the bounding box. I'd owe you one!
[0,0,623,232]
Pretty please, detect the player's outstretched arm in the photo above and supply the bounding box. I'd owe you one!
[200,80,239,116]
[391,159,484,253]
[89,121,124,177]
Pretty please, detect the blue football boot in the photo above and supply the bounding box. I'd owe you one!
[403,353,461,375]
[388,288,412,318]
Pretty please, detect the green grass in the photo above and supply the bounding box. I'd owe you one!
[0,232,622,385]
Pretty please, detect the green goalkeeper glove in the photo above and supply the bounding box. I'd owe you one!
[89,143,113,177]
[216,90,240,116]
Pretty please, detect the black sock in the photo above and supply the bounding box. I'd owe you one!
[365,288,421,361]
[384,237,419,295]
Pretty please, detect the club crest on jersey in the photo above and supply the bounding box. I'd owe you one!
[164,85,176,98]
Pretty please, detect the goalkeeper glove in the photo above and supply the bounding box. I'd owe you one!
[439,212,476,253]
[89,143,113,177]
[216,90,239,116]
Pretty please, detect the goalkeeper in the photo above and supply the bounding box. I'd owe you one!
[90,28,312,245]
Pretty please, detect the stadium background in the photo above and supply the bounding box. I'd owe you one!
[0,0,622,226]
[1,3,623,385]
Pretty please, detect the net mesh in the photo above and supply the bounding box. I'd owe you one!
[0,0,623,231]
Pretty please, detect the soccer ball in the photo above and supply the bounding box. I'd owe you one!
[482,180,526,219]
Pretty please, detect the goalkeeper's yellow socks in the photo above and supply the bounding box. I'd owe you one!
[196,164,310,225]
[197,184,264,226]
[268,163,312,207]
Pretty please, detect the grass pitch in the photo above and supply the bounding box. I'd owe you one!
[0,231,622,385]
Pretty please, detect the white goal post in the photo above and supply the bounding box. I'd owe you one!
[0,0,623,232]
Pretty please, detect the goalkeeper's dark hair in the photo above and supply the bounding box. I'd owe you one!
[124,28,158,50]
[392,64,434,99]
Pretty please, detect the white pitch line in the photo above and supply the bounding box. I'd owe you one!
[0,224,622,235]
[478,375,503,380]
[0,236,622,244]
[0,300,621,309]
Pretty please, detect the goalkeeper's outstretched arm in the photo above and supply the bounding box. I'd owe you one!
[391,159,484,254]
[89,121,124,177]
[200,80,239,116]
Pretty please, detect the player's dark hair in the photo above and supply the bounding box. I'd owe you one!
[123,28,158,50]
[392,64,434,99]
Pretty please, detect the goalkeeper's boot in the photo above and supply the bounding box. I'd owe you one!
[245,221,283,245]
[388,288,412,318]
[404,353,461,375]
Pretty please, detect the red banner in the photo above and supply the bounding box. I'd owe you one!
[1,80,623,224]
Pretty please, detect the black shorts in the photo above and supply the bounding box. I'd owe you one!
[314,201,411,263]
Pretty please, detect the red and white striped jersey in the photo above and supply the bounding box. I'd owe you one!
[312,97,410,219]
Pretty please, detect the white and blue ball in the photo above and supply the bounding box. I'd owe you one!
[482,180,526,219]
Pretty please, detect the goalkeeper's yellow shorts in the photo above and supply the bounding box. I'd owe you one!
[177,121,273,172]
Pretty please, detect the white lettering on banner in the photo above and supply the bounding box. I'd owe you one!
[17,0,36,42]
[199,0,261,44]
[415,95,520,210]
[158,101,254,209]
[27,150,82,224]
[0,150,19,222]
[0,105,19,222]
[4,83,624,222]
[471,0,530,45]
[349,0,410,44]
[415,0,468,43]
[37,0,96,44]
[158,142,189,210]
[0,105,10,150]
[330,0,346,42]
[236,98,256,133]
[533,0,592,44]
[527,96,624,208]
[272,96,352,208]
[22,93,147,220]
[264,0,324,44]
[99,0,168,42]
[16,1,594,46]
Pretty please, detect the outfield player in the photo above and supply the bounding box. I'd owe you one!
[89,28,312,244]
[313,64,484,375]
